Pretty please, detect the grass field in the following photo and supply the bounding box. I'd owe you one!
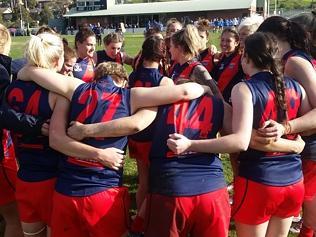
[8,33,298,237]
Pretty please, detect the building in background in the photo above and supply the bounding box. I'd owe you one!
[64,0,257,28]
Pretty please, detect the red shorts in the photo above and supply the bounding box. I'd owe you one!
[51,187,130,237]
[302,160,316,201]
[128,139,151,165]
[15,178,56,225]
[232,176,304,225]
[0,163,17,206]
[144,188,230,237]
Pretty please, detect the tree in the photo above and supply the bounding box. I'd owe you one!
[27,0,37,9]
[39,5,52,25]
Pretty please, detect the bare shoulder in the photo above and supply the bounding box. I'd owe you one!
[285,56,316,85]
[191,65,211,82]
[232,82,251,97]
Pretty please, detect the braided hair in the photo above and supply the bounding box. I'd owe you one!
[244,32,288,121]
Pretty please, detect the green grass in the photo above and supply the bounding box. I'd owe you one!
[8,33,298,237]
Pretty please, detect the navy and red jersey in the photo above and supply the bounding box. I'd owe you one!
[211,52,244,104]
[96,50,123,66]
[282,49,316,69]
[149,95,226,196]
[5,80,62,182]
[128,67,163,142]
[198,48,215,73]
[55,76,131,197]
[238,71,302,186]
[169,60,201,84]
[282,49,316,161]
[73,57,95,83]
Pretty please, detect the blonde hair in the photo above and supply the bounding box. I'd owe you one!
[238,15,264,34]
[166,18,182,32]
[103,32,124,46]
[25,33,63,69]
[94,62,128,87]
[171,24,202,58]
[0,24,11,56]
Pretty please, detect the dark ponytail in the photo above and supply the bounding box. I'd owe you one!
[288,21,310,54]
[291,11,316,58]
[142,35,165,62]
[257,16,310,55]
[244,32,288,121]
[135,51,145,72]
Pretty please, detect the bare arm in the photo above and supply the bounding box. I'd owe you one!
[281,57,316,134]
[257,84,315,139]
[17,66,83,100]
[285,57,316,107]
[167,82,253,154]
[250,132,305,154]
[191,65,222,98]
[49,94,125,170]
[220,102,232,135]
[160,76,174,86]
[122,52,134,66]
[67,107,157,140]
[130,82,210,114]
[67,75,173,140]
[286,85,315,134]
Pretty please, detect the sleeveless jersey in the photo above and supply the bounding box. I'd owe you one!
[55,76,131,196]
[128,67,163,142]
[73,57,95,83]
[149,95,226,196]
[96,50,123,66]
[6,80,62,181]
[211,52,244,104]
[239,71,302,186]
[282,49,316,161]
[283,49,316,69]
[170,60,201,84]
[199,48,214,73]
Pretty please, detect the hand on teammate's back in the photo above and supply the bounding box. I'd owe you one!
[167,133,192,154]
[98,148,125,170]
[41,119,50,136]
[257,119,286,141]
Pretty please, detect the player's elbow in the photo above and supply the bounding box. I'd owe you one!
[130,124,143,134]
[49,131,62,151]
[235,139,249,152]
[181,87,191,100]
[130,121,148,134]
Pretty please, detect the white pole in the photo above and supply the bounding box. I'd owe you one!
[19,1,23,29]
[267,0,270,17]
